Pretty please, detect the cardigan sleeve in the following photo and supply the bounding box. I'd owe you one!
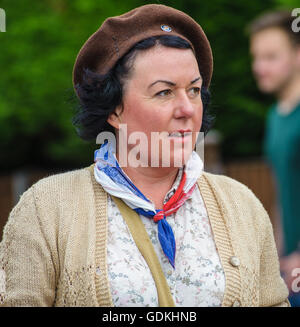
[259,211,290,307]
[0,186,57,306]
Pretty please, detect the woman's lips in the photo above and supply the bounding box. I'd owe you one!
[168,130,192,137]
[168,131,193,144]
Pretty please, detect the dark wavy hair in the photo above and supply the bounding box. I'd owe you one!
[72,35,214,140]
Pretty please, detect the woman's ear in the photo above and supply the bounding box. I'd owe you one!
[107,105,123,129]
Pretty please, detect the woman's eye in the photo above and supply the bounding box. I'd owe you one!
[189,87,201,97]
[155,89,172,97]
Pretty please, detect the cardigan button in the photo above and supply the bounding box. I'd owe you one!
[95,267,101,276]
[229,256,240,267]
[232,300,241,307]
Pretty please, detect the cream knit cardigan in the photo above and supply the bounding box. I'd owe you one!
[0,166,289,307]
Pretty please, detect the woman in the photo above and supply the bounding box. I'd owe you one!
[0,4,289,307]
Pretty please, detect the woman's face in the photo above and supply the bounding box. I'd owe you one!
[108,45,203,168]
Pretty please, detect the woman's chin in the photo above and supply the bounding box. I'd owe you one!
[157,150,193,168]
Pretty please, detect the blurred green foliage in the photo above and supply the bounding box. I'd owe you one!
[0,0,298,171]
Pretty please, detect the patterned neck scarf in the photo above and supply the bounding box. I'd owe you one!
[94,141,203,268]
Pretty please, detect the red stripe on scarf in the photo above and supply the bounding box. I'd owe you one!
[153,172,188,223]
[163,172,186,212]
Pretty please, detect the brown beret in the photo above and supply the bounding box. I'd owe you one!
[72,4,213,94]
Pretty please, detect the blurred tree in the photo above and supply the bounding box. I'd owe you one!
[0,0,295,171]
[275,0,299,8]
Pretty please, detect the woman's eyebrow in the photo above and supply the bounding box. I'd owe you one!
[148,76,202,89]
[148,80,176,89]
[191,77,202,84]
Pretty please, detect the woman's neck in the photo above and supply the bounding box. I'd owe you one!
[123,165,179,185]
[120,162,180,209]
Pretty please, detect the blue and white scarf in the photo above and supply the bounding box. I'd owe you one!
[94,141,203,268]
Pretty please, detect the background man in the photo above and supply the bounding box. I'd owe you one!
[249,10,300,306]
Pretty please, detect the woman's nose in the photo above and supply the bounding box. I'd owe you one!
[174,93,195,118]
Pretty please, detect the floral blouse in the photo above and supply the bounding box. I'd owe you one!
[106,169,225,307]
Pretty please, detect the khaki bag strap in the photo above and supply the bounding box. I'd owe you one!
[112,196,175,307]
